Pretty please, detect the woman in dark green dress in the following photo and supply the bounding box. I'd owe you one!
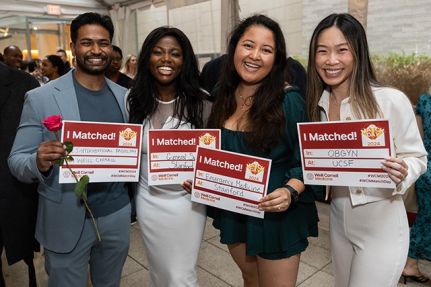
[207,15,318,287]
[402,92,431,283]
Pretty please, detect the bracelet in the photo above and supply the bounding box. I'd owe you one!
[284,184,299,204]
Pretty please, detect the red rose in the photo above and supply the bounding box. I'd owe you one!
[43,115,63,132]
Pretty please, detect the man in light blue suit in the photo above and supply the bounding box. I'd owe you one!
[8,13,130,287]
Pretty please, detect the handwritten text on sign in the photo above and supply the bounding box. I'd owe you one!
[297,120,395,188]
[147,129,221,185]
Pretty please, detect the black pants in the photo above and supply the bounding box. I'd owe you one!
[0,231,37,287]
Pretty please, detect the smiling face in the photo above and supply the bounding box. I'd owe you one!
[149,36,183,87]
[41,58,58,79]
[315,26,354,94]
[70,24,112,75]
[233,25,275,87]
[4,46,23,69]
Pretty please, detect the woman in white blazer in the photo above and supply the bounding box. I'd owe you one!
[306,13,427,287]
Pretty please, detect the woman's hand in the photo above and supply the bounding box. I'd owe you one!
[181,179,193,194]
[381,157,408,185]
[258,187,291,212]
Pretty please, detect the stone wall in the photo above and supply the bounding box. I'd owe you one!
[133,0,431,58]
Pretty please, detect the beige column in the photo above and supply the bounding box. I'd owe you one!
[348,0,368,29]
[220,0,239,53]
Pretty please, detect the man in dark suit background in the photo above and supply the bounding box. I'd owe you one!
[0,62,40,287]
[3,46,23,70]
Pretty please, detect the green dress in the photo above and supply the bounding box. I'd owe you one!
[409,93,431,260]
[208,88,319,259]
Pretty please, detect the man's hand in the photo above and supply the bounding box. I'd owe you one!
[36,140,66,172]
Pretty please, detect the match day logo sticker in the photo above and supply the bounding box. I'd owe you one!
[119,128,137,147]
[199,133,217,149]
[245,161,265,182]
[361,124,385,147]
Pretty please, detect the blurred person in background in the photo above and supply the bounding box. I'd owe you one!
[21,59,44,85]
[3,45,23,70]
[56,49,71,73]
[21,60,37,74]
[30,59,45,85]
[105,45,131,88]
[401,88,431,284]
[1,61,40,287]
[41,55,66,82]
[121,54,137,79]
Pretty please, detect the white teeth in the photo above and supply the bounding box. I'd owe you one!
[87,58,103,64]
[245,62,260,69]
[325,69,342,76]
[158,66,173,71]
[158,66,173,75]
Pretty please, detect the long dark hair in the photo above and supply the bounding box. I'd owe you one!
[46,55,66,76]
[208,14,287,152]
[127,27,207,127]
[306,13,380,121]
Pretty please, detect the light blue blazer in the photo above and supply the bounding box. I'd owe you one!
[8,70,128,253]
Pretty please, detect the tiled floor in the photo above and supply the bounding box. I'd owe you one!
[2,202,431,286]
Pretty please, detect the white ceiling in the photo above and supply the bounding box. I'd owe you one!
[0,0,116,21]
[0,1,198,27]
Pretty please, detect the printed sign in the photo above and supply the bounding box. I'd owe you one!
[192,147,271,218]
[148,129,221,185]
[298,119,395,188]
[59,121,143,183]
